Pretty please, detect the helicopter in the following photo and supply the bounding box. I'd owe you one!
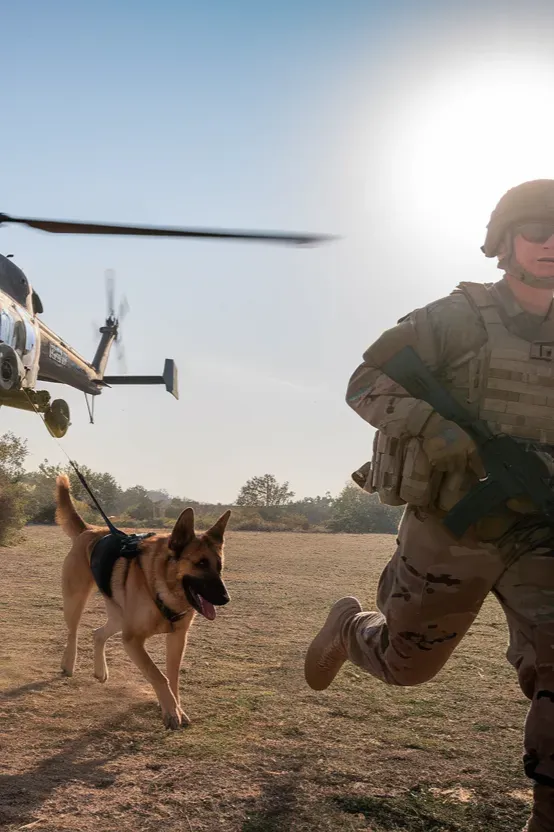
[0,211,331,438]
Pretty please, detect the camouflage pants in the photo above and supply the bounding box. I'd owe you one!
[344,506,554,832]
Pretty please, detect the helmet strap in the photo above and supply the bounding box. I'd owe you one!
[498,232,554,290]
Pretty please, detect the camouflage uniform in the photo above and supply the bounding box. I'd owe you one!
[307,274,554,832]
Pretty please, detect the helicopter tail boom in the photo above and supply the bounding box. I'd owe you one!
[102,359,179,400]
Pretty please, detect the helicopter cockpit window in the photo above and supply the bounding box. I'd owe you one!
[0,311,14,346]
[13,321,26,353]
[0,255,31,308]
[23,320,36,353]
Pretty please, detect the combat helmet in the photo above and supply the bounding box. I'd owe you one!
[482,179,554,287]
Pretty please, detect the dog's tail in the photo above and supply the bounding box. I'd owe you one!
[55,474,89,540]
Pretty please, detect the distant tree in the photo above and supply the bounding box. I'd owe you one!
[36,461,63,481]
[147,489,170,504]
[151,499,166,522]
[292,492,335,525]
[0,432,29,541]
[328,482,403,534]
[23,460,63,523]
[236,474,295,507]
[24,461,122,521]
[120,485,149,512]
[67,464,122,515]
[165,497,187,519]
[0,432,28,483]
[129,496,155,521]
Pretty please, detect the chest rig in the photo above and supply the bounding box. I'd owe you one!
[367,281,554,513]
[449,282,554,445]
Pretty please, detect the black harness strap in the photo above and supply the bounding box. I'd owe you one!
[155,594,187,625]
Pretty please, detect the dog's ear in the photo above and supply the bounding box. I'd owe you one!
[169,507,195,555]
[205,510,231,544]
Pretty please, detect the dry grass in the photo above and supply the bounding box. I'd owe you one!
[0,527,532,831]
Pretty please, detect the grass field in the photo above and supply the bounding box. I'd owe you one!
[0,527,533,832]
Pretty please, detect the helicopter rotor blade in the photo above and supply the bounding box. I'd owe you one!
[0,212,334,246]
[118,295,130,322]
[115,337,127,375]
[105,269,115,318]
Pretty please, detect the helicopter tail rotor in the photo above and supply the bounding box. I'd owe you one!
[91,269,130,375]
[103,269,128,373]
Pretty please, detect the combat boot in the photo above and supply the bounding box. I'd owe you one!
[304,597,362,690]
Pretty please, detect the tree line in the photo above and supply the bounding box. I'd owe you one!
[0,432,404,543]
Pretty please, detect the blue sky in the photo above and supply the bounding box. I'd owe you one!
[2,1,554,502]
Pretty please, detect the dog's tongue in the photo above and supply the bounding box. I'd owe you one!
[198,595,216,621]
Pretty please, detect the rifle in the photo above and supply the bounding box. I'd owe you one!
[380,346,554,537]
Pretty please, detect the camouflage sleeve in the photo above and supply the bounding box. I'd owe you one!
[345,292,485,438]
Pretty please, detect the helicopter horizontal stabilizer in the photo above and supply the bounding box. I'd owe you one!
[162,359,178,400]
[102,359,179,400]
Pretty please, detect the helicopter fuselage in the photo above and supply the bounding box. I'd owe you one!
[0,253,104,393]
[0,285,106,398]
[37,318,107,395]
[0,253,177,437]
[0,281,104,437]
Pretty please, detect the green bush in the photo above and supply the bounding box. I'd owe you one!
[328,483,404,534]
[28,501,56,524]
[0,483,28,545]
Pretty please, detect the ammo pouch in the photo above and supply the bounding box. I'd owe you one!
[354,430,444,509]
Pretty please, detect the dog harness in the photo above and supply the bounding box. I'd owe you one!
[90,532,149,598]
[90,532,187,626]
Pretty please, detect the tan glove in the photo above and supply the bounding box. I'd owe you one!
[351,461,372,490]
[421,413,481,474]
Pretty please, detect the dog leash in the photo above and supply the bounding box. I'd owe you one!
[69,463,124,537]
[22,389,124,537]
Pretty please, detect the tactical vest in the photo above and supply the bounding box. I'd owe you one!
[368,281,554,512]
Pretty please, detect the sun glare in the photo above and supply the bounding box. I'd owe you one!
[375,55,554,242]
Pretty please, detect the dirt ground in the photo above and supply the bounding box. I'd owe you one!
[0,526,533,831]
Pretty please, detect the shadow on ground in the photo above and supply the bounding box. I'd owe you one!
[0,702,153,828]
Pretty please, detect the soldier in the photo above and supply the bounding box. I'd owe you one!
[304,180,554,832]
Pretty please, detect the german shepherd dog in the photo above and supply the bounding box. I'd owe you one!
[56,475,231,729]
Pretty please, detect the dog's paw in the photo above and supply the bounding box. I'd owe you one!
[163,711,182,731]
[162,706,191,730]
[61,667,73,677]
[94,669,108,683]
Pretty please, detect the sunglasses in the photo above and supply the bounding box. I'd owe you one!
[513,222,554,244]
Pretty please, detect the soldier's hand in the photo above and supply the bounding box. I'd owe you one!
[422,414,477,473]
[351,461,372,490]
